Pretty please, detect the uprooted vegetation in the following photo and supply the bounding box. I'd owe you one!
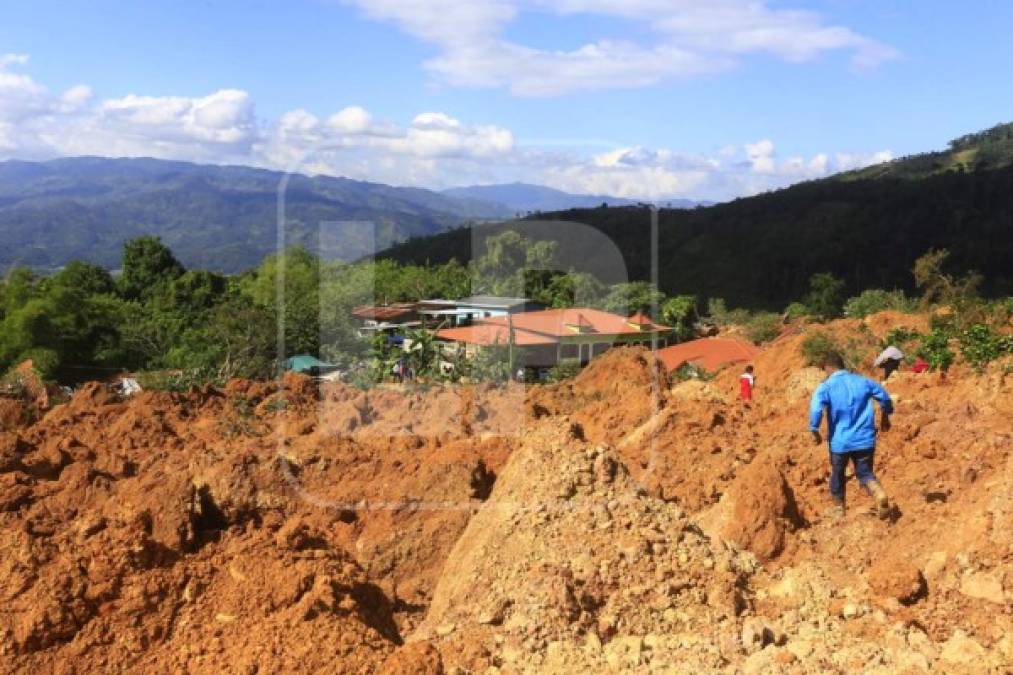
[0,311,1011,673]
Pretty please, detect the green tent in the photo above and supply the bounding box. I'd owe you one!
[283,354,337,374]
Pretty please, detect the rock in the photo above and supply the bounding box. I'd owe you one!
[959,572,1005,604]
[720,461,801,561]
[741,617,786,654]
[939,630,986,664]
[787,639,814,660]
[922,551,947,579]
[841,603,863,619]
[435,623,456,637]
[868,558,926,604]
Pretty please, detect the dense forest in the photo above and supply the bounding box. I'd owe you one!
[380,125,1013,309]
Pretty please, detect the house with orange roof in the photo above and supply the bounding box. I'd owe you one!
[436,307,673,369]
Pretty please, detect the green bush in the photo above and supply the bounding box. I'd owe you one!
[882,326,923,350]
[958,324,1013,372]
[917,329,955,372]
[800,331,840,367]
[672,362,713,382]
[746,312,782,345]
[706,298,751,326]
[783,302,809,321]
[844,289,914,318]
[547,358,582,383]
[17,348,60,380]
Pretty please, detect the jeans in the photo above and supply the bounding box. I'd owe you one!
[829,449,877,502]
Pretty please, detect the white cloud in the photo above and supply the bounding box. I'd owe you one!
[346,0,898,96]
[0,54,893,201]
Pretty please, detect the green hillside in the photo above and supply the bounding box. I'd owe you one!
[378,124,1013,309]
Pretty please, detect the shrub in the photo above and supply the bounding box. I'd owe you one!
[547,358,582,383]
[958,324,1013,372]
[707,298,750,326]
[672,362,713,382]
[783,302,809,321]
[844,289,914,318]
[882,327,922,350]
[917,329,955,372]
[746,312,782,345]
[801,331,840,367]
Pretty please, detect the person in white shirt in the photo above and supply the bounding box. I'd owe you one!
[873,345,904,380]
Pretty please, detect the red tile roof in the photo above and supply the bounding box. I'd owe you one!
[484,308,670,338]
[627,311,655,328]
[656,337,760,373]
[436,323,556,347]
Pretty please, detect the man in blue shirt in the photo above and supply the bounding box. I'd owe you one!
[809,351,894,519]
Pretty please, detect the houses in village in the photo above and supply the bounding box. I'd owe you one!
[352,296,674,377]
[436,307,672,373]
[301,295,760,381]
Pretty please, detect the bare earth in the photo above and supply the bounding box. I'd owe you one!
[1,312,1010,674]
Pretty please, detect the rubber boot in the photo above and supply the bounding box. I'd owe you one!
[827,498,845,520]
[866,480,890,519]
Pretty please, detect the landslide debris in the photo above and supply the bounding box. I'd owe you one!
[0,313,1010,673]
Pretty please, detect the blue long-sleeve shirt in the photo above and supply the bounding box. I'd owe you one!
[809,370,894,453]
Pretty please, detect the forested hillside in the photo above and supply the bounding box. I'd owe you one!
[380,125,1013,308]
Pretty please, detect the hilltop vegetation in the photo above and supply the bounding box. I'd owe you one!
[380,123,1013,308]
[842,121,1013,180]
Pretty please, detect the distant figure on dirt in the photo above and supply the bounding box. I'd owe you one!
[911,355,929,374]
[873,345,904,380]
[808,351,894,519]
[739,365,755,403]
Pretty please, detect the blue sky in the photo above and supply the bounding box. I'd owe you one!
[2,0,1012,200]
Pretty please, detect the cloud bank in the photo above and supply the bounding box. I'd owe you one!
[0,54,892,202]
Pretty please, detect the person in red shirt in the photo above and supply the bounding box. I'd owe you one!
[739,365,756,402]
[911,356,929,373]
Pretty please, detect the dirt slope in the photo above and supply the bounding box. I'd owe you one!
[1,313,1011,673]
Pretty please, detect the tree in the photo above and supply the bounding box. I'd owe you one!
[660,295,698,341]
[118,236,184,301]
[603,282,665,317]
[53,261,116,296]
[471,230,561,297]
[913,248,982,308]
[245,247,320,357]
[804,272,845,320]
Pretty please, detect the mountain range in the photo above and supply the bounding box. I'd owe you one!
[0,160,709,274]
[441,182,705,213]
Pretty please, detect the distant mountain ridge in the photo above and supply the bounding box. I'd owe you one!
[0,157,512,273]
[441,182,707,214]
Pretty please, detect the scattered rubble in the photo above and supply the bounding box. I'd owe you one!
[0,313,1009,673]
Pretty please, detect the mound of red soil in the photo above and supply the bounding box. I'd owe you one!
[1,311,1010,672]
